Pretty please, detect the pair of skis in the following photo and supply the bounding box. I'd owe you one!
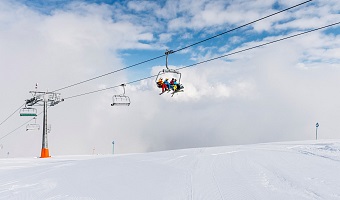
[159,89,184,97]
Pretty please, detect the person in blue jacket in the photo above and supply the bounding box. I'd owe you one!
[163,78,171,91]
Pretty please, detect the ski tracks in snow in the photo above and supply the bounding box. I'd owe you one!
[182,148,245,200]
[1,141,340,199]
[0,159,76,200]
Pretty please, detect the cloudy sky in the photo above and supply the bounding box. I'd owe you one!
[0,0,339,157]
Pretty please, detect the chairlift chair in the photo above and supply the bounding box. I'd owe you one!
[155,49,182,86]
[111,84,131,106]
[26,124,40,131]
[155,50,184,97]
[155,69,182,86]
[26,117,40,131]
[20,107,37,117]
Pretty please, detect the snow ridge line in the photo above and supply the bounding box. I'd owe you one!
[211,150,243,156]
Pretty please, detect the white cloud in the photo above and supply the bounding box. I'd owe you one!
[167,0,279,31]
[127,1,160,12]
[158,33,172,43]
[149,59,256,103]
[0,0,156,156]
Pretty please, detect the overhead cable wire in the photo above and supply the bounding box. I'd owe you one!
[0,103,25,128]
[51,0,313,93]
[0,113,40,141]
[51,55,165,93]
[1,21,338,141]
[0,0,314,136]
[0,105,52,141]
[63,22,340,100]
[0,0,320,139]
[63,75,158,100]
[172,0,313,53]
[177,22,340,71]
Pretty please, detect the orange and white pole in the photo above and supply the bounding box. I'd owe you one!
[40,94,50,158]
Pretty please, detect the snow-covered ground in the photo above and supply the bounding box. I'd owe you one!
[1,140,340,200]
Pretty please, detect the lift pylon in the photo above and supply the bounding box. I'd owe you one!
[22,85,63,158]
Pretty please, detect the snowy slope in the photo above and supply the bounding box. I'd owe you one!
[1,140,340,200]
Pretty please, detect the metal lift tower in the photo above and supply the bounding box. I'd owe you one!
[23,89,63,158]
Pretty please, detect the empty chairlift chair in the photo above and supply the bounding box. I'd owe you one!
[26,117,40,131]
[111,84,131,106]
[20,107,37,117]
[26,124,40,131]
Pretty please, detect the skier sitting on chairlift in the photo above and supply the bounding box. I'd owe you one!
[169,78,175,90]
[170,78,174,85]
[157,78,163,88]
[157,78,168,93]
[173,79,183,92]
[164,78,171,91]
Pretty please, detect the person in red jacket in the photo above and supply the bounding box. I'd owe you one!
[157,78,167,93]
[169,78,175,90]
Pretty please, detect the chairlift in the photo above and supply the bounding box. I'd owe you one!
[26,124,40,131]
[111,84,131,106]
[26,117,40,131]
[20,107,37,117]
[155,50,184,96]
[155,49,182,87]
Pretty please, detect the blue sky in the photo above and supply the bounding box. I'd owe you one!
[10,0,339,73]
[11,2,317,57]
[0,0,339,157]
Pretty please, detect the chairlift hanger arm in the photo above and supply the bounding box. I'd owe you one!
[165,49,174,70]
[120,84,126,96]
